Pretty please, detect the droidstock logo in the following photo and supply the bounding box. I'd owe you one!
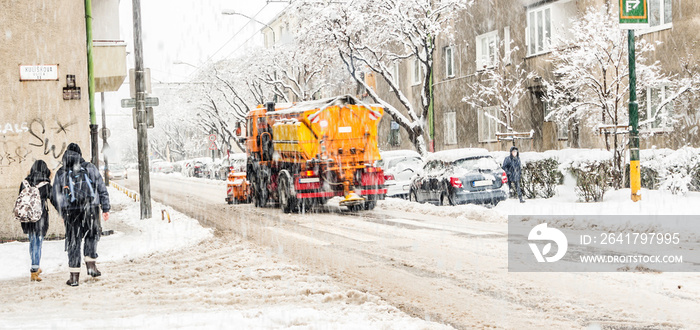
[528,223,568,263]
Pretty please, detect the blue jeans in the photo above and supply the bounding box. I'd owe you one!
[28,232,43,272]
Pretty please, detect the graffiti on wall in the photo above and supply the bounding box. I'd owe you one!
[0,118,78,170]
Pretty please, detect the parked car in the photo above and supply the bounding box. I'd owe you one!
[409,148,508,206]
[151,161,174,174]
[376,150,424,198]
[107,165,128,180]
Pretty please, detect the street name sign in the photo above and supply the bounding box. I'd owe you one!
[19,65,58,81]
[619,0,649,29]
[121,97,159,108]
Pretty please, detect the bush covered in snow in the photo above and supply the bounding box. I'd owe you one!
[520,158,563,199]
[560,150,613,202]
[637,147,700,195]
[624,163,659,190]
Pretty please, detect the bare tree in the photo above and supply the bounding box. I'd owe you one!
[462,39,534,144]
[306,0,471,155]
[544,8,670,188]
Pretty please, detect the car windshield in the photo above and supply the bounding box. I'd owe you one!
[453,156,499,172]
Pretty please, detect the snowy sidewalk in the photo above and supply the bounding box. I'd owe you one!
[0,188,450,329]
[0,187,213,281]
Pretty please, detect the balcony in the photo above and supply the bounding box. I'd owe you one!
[93,39,127,92]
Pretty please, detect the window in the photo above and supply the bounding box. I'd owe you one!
[640,85,674,130]
[527,5,552,56]
[389,62,400,87]
[643,0,673,32]
[476,31,498,69]
[412,58,422,85]
[444,112,457,145]
[388,120,401,147]
[444,46,455,78]
[478,106,499,142]
[504,26,511,65]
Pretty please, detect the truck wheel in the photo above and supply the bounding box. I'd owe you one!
[278,171,298,213]
[364,201,376,210]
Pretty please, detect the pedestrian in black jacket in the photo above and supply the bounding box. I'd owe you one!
[19,160,56,282]
[53,143,110,286]
[502,146,525,203]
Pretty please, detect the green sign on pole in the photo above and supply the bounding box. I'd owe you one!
[619,0,649,29]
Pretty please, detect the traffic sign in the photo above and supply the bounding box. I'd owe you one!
[132,107,155,129]
[129,68,152,98]
[101,127,111,139]
[209,141,218,150]
[121,97,159,108]
[208,134,217,142]
[619,0,648,29]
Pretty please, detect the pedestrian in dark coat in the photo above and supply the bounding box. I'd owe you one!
[52,143,110,286]
[19,160,55,282]
[502,146,525,203]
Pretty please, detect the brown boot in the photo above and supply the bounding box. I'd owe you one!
[86,261,101,277]
[30,271,42,282]
[66,272,79,286]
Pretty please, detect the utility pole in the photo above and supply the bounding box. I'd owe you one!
[628,29,641,202]
[101,92,109,186]
[132,0,152,218]
[85,0,99,166]
[619,0,646,202]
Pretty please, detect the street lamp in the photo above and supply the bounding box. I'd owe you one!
[221,10,276,48]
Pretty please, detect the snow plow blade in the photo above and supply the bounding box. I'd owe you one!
[339,192,365,207]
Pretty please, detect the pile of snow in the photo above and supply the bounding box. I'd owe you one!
[378,198,506,223]
[0,187,213,281]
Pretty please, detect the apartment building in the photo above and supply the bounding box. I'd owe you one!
[376,0,698,153]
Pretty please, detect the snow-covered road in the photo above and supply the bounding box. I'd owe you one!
[0,185,449,329]
[117,173,700,329]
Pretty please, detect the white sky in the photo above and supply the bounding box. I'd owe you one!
[102,0,288,162]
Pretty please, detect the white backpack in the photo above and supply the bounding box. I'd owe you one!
[14,180,49,223]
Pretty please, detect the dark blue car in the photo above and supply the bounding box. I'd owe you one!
[409,148,508,206]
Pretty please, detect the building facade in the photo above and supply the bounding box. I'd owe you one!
[0,0,125,237]
[375,0,699,153]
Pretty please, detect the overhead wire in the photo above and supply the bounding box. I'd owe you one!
[185,3,270,79]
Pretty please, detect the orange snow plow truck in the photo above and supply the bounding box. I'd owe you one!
[240,95,386,213]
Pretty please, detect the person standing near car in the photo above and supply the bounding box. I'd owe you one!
[502,146,525,203]
[53,143,110,286]
[16,160,56,282]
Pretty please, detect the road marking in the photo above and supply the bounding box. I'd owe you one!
[265,227,331,246]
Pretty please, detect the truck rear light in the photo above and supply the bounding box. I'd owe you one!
[450,177,463,188]
[384,174,395,181]
[501,172,508,184]
[304,170,315,177]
